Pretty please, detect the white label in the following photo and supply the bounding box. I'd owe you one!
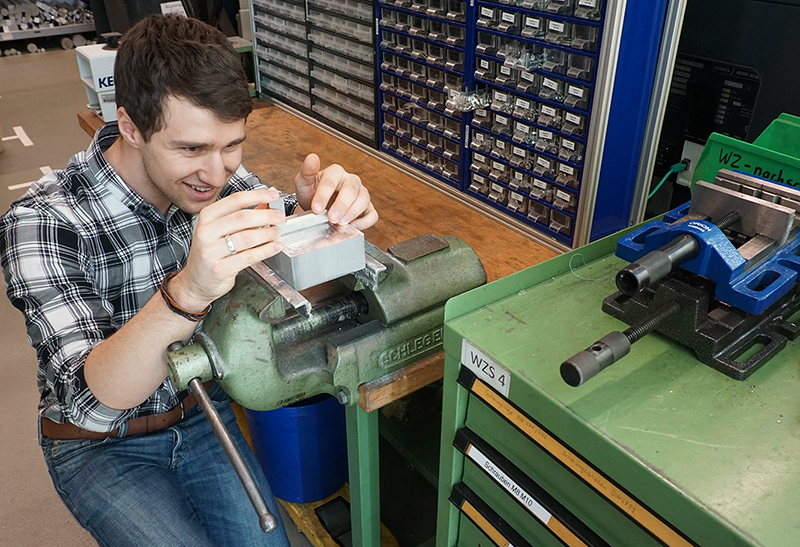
[499,65,512,76]
[539,129,553,141]
[515,98,531,110]
[565,112,582,125]
[541,79,563,94]
[514,171,524,180]
[474,153,486,163]
[511,191,523,201]
[516,123,530,134]
[578,0,597,7]
[524,16,540,29]
[548,20,565,33]
[501,11,516,23]
[466,444,552,524]
[533,178,548,189]
[496,115,509,125]
[521,71,535,82]
[541,105,557,117]
[568,85,585,98]
[494,91,508,102]
[556,189,572,202]
[160,1,188,16]
[474,174,486,183]
[537,156,551,168]
[480,59,490,70]
[461,339,511,397]
[491,183,504,192]
[562,139,576,150]
[476,108,488,117]
[559,163,575,175]
[492,161,505,171]
[480,6,494,17]
[496,140,506,150]
[513,146,526,158]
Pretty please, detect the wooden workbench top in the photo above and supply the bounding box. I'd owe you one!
[79,101,558,281]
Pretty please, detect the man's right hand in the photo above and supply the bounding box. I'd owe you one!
[166,188,287,314]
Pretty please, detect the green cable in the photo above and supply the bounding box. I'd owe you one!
[647,161,689,200]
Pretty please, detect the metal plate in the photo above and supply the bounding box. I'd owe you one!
[388,233,449,262]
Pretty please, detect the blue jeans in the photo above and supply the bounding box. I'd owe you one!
[41,391,290,547]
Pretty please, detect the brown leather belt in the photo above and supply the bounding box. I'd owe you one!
[41,380,215,440]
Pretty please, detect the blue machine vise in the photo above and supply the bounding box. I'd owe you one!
[617,199,800,315]
[561,169,800,387]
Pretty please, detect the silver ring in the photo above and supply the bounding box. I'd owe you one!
[224,234,237,255]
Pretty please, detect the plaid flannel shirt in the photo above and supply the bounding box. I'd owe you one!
[1,123,296,432]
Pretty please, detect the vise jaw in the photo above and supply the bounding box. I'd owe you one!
[166,234,486,410]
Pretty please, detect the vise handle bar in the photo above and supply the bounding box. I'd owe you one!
[169,342,279,533]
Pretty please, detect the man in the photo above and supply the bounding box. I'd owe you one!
[0,14,377,547]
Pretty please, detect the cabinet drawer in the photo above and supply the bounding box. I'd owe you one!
[451,483,535,547]
[455,428,607,547]
[464,389,666,546]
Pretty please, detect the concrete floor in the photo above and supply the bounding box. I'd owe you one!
[0,47,98,547]
[0,47,315,547]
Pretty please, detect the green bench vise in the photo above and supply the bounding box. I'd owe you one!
[165,233,486,411]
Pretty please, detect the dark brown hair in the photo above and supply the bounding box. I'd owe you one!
[114,14,252,141]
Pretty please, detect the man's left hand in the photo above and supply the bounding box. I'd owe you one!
[294,153,378,230]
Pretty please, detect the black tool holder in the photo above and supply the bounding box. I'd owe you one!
[602,268,800,381]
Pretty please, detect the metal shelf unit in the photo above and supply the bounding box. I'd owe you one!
[250,0,377,146]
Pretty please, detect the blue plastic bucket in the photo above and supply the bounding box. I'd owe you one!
[244,394,348,503]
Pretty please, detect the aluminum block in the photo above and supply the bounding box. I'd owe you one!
[263,211,365,291]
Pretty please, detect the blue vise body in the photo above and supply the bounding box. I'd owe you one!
[616,201,800,315]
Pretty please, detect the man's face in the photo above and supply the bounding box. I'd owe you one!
[138,95,247,215]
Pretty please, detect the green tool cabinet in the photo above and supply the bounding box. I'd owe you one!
[436,231,800,547]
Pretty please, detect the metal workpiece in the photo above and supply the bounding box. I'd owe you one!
[188,377,279,534]
[264,211,365,291]
[165,233,486,411]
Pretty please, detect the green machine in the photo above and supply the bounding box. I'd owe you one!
[436,123,800,547]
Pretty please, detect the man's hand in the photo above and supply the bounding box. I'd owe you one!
[294,153,379,230]
[168,188,287,312]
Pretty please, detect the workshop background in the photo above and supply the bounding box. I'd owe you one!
[3,0,800,546]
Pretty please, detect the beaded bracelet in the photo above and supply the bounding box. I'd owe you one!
[159,273,211,322]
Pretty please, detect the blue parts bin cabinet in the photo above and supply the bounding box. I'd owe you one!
[245,394,349,504]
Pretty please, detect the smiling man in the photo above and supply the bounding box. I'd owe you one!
[0,14,377,547]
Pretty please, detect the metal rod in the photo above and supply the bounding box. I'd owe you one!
[272,292,369,347]
[561,302,681,386]
[188,377,279,533]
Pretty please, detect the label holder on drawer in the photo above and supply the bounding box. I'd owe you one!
[454,428,607,547]
[456,366,697,547]
[450,482,533,547]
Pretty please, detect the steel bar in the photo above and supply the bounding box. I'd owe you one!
[188,377,279,534]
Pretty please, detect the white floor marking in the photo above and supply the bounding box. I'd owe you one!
[8,167,52,191]
[1,126,33,146]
